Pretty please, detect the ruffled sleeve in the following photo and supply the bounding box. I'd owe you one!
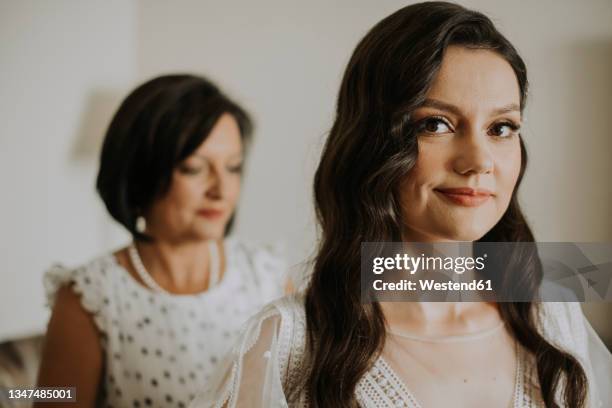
[43,258,113,339]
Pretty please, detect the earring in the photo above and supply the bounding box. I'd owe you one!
[136,216,147,233]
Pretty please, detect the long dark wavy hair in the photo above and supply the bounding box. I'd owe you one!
[304,2,587,407]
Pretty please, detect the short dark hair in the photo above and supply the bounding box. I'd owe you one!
[96,74,253,241]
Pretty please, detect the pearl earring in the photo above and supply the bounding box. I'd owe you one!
[136,216,147,233]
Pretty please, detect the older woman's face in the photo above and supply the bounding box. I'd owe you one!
[147,113,243,242]
[400,46,522,242]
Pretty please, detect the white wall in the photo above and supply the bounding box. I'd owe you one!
[134,1,395,262]
[0,0,136,339]
[1,0,611,343]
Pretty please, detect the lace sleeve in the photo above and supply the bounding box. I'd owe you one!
[190,304,289,408]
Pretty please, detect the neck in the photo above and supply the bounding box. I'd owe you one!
[381,301,501,337]
[382,230,500,335]
[135,238,219,292]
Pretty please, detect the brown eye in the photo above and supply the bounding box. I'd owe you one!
[488,122,520,138]
[417,117,453,134]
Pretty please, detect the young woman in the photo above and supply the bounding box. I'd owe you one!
[191,2,611,408]
[36,75,289,408]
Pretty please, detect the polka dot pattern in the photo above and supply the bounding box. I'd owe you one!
[44,238,287,408]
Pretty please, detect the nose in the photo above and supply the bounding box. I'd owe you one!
[452,129,494,176]
[205,166,223,200]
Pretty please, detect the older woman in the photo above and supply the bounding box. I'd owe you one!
[36,74,289,408]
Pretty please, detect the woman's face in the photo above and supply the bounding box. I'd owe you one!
[400,45,522,242]
[147,113,243,242]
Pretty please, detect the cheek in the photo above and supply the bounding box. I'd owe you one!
[167,176,206,210]
[407,143,448,191]
[400,144,447,210]
[225,176,242,204]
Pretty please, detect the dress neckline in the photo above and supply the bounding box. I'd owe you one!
[386,320,505,343]
[372,340,525,408]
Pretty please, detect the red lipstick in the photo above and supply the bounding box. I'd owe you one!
[197,209,224,219]
[434,187,493,207]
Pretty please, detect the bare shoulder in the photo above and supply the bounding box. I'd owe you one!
[53,284,99,326]
[41,283,103,358]
[36,284,104,406]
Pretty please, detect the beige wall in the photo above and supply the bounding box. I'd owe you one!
[0,0,137,339]
[1,0,611,343]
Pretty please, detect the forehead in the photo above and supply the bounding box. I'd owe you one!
[192,113,242,157]
[425,45,520,113]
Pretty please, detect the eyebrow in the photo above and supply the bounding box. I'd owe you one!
[419,98,520,117]
[191,153,243,161]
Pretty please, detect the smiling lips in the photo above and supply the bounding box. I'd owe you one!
[197,209,224,219]
[435,187,494,207]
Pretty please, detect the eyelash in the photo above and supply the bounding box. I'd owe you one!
[228,164,243,174]
[414,115,521,138]
[178,164,243,175]
[178,165,201,175]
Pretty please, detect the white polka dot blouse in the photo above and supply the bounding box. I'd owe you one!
[44,237,287,408]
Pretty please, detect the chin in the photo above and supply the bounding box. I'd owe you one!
[189,226,225,241]
[431,216,495,241]
[445,231,487,242]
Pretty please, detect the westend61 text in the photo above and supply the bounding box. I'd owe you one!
[373,279,493,291]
